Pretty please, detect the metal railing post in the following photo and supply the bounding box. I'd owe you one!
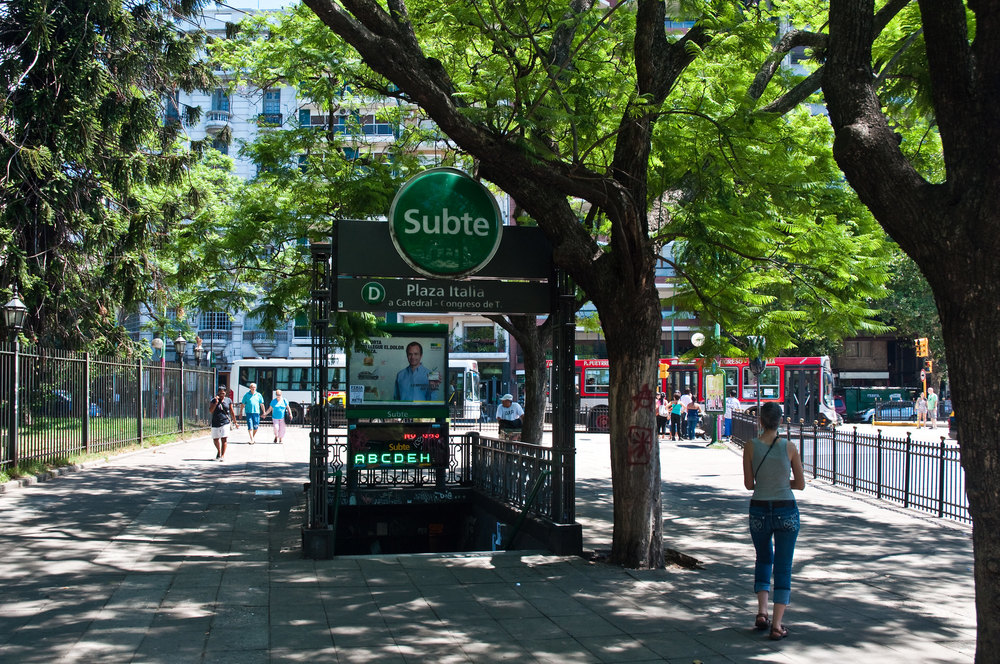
[83,351,91,453]
[851,426,858,492]
[8,340,20,468]
[903,431,912,508]
[876,429,883,500]
[938,438,947,518]
[137,358,144,445]
[809,419,817,479]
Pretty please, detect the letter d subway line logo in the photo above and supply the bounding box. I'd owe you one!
[389,168,503,278]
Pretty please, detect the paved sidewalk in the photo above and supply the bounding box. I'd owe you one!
[0,426,975,663]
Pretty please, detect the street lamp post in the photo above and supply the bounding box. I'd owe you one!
[175,335,187,433]
[4,289,29,468]
[152,336,165,419]
[748,336,767,429]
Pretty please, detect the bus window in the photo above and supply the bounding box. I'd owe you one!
[582,368,610,394]
[743,366,779,400]
[723,368,738,395]
[466,370,480,402]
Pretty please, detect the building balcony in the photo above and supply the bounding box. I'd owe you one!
[246,330,287,358]
[205,109,231,133]
[450,337,507,359]
[257,112,282,127]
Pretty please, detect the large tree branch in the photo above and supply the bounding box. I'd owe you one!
[753,0,912,115]
[824,0,938,260]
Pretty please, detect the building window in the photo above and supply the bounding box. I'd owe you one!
[164,90,181,125]
[844,340,873,358]
[263,88,280,114]
[211,89,230,112]
[361,114,394,136]
[200,311,231,331]
[293,313,310,339]
[211,138,229,155]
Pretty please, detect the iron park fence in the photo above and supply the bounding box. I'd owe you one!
[0,341,217,471]
[731,411,969,523]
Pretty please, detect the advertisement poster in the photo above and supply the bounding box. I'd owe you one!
[348,330,447,407]
[705,372,724,412]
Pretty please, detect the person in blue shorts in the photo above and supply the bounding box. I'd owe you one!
[240,382,265,445]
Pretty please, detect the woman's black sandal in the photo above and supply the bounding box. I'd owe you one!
[769,624,788,640]
[754,613,770,630]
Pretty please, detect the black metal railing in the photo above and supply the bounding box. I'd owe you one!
[731,412,968,523]
[1,342,216,471]
[470,432,553,520]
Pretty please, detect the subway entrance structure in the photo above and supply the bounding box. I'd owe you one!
[304,168,581,557]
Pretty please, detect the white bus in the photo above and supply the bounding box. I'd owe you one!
[448,358,482,421]
[229,356,346,424]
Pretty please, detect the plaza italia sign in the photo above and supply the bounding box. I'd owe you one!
[338,277,550,314]
[388,167,503,278]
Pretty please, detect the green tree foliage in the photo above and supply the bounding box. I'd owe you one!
[183,4,443,344]
[0,0,213,351]
[297,0,894,567]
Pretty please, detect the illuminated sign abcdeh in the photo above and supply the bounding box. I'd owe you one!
[349,423,448,470]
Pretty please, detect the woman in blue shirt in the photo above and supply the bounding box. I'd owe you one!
[742,402,805,641]
[263,389,289,444]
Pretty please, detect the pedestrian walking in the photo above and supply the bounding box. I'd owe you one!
[263,389,290,444]
[656,393,670,439]
[240,382,265,445]
[724,389,742,439]
[670,392,684,441]
[915,392,928,428]
[209,386,238,462]
[927,388,939,429]
[742,401,805,641]
[686,397,703,440]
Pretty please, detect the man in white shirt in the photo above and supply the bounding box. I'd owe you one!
[724,390,742,439]
[496,394,525,441]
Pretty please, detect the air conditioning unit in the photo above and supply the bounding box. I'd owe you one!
[336,108,349,116]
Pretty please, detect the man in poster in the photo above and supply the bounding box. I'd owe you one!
[394,341,441,401]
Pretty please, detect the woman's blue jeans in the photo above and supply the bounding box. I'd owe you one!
[687,414,698,439]
[748,503,800,605]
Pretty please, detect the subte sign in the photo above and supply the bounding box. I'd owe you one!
[388,168,503,278]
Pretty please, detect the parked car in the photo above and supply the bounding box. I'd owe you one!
[834,395,847,420]
[860,402,916,424]
[43,390,101,417]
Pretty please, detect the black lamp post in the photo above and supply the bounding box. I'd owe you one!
[748,336,767,423]
[175,335,187,433]
[3,290,28,341]
[193,342,204,367]
[174,334,187,364]
[4,288,29,468]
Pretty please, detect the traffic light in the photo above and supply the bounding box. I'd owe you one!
[915,337,929,357]
[925,360,933,373]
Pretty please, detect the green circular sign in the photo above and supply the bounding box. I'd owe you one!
[389,168,503,278]
[361,282,386,304]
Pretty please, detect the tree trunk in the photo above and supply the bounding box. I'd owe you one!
[506,316,551,445]
[824,2,1000,658]
[490,314,551,444]
[598,278,664,568]
[934,259,1000,662]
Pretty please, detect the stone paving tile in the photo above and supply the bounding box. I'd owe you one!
[0,428,978,663]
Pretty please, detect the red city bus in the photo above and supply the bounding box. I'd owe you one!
[659,356,838,425]
[545,356,838,425]
[544,358,610,410]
